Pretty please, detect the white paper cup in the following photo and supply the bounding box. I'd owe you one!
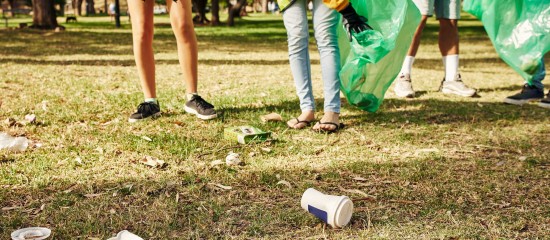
[11,227,51,240]
[107,230,144,240]
[301,188,353,228]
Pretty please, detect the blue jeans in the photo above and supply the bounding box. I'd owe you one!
[529,59,546,90]
[283,0,341,113]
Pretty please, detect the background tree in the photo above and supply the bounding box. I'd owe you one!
[227,0,247,26]
[31,0,59,29]
[73,0,83,15]
[192,0,209,24]
[211,0,220,25]
[85,0,95,14]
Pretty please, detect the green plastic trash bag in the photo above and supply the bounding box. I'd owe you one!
[338,0,421,112]
[463,0,550,83]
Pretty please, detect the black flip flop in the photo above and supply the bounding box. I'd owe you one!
[287,118,312,129]
[315,121,345,133]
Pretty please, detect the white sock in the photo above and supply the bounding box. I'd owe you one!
[145,98,158,104]
[444,55,459,82]
[186,93,198,101]
[399,56,415,76]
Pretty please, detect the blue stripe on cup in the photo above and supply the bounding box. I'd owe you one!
[308,205,328,223]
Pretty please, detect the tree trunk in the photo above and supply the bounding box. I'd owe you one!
[32,0,59,29]
[104,0,108,14]
[7,0,16,17]
[227,0,247,26]
[211,0,220,25]
[86,0,95,15]
[73,0,83,16]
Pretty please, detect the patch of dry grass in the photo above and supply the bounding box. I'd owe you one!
[1,14,549,239]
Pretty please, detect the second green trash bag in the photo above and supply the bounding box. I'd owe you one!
[463,0,550,84]
[338,0,421,112]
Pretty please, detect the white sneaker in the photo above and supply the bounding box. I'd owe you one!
[394,74,415,98]
[439,74,477,97]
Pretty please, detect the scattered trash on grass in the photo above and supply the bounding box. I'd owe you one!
[301,188,353,228]
[260,113,282,122]
[24,114,36,124]
[276,180,292,188]
[224,126,271,144]
[141,156,166,168]
[225,152,241,166]
[107,230,143,240]
[141,136,152,142]
[208,183,232,190]
[11,227,51,240]
[261,147,271,153]
[0,133,29,152]
[210,159,224,167]
[352,176,367,182]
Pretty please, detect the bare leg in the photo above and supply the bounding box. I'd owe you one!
[128,0,156,98]
[438,19,459,56]
[168,0,198,94]
[407,15,429,57]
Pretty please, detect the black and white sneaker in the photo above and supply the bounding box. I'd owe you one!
[504,84,544,106]
[128,101,161,123]
[538,91,550,109]
[184,95,217,120]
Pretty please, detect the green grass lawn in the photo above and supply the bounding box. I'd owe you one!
[1,13,549,239]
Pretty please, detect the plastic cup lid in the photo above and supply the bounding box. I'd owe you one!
[11,227,51,240]
[333,197,353,228]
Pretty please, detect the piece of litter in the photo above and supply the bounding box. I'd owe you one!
[208,183,232,190]
[84,193,103,198]
[75,157,82,164]
[41,101,48,111]
[2,206,20,211]
[107,230,143,240]
[141,136,152,142]
[276,180,292,188]
[352,176,367,181]
[225,152,241,166]
[141,156,166,168]
[24,114,36,124]
[260,113,283,122]
[0,133,29,152]
[261,147,272,153]
[109,209,116,214]
[11,227,51,240]
[210,160,224,167]
[519,156,527,161]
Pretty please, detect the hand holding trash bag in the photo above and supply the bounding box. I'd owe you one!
[339,3,372,41]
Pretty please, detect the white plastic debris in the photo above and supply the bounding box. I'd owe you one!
[225,152,241,166]
[0,133,29,152]
[107,230,143,240]
[11,227,51,240]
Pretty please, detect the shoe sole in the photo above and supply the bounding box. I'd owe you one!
[503,98,540,106]
[128,112,161,123]
[184,106,217,120]
[538,102,550,109]
[441,88,476,97]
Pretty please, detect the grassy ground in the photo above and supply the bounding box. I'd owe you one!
[1,13,549,239]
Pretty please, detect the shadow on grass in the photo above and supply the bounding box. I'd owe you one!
[221,96,550,126]
[0,57,294,66]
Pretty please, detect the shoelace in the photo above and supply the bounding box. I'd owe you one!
[137,102,157,113]
[192,96,213,109]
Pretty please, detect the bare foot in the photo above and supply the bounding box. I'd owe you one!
[287,110,315,129]
[312,111,340,132]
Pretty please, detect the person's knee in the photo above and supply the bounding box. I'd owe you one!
[439,18,458,29]
[133,24,154,43]
[286,27,309,53]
